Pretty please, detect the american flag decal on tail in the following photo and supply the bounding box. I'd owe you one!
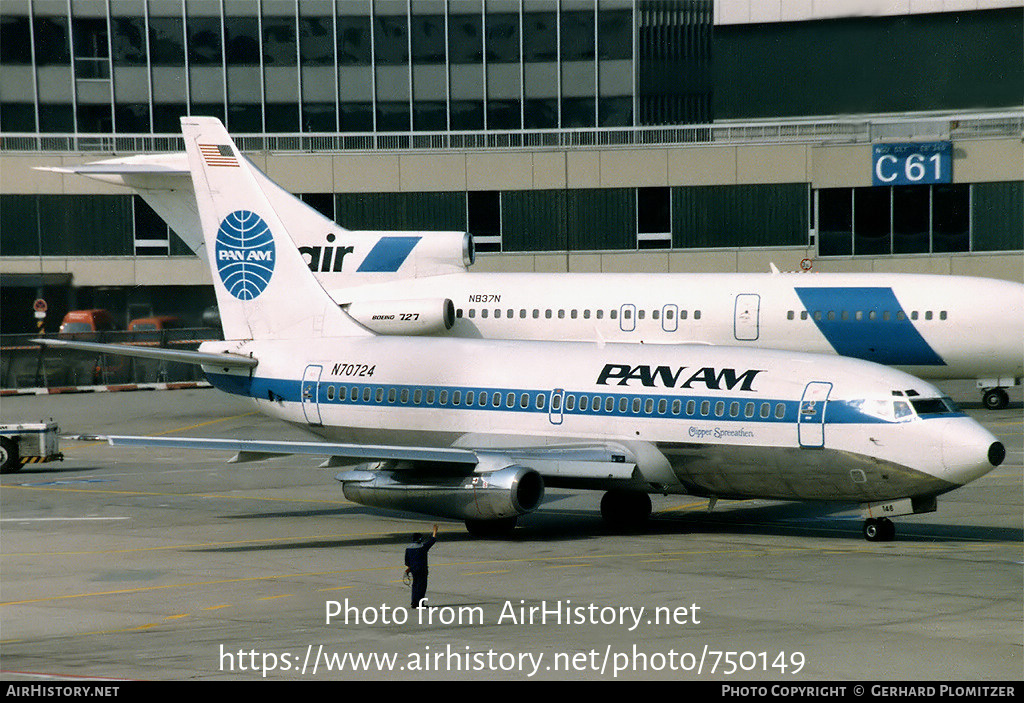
[199,144,238,167]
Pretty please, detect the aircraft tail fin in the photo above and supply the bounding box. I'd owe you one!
[181,117,368,341]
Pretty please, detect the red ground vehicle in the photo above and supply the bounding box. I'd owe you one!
[58,309,115,334]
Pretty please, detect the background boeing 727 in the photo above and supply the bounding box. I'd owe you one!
[48,154,1024,410]
[38,118,1006,542]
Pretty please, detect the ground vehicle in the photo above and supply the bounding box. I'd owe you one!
[0,421,63,473]
[127,316,186,332]
[58,309,116,334]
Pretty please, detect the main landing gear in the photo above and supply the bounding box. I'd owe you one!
[862,517,896,542]
[600,490,652,529]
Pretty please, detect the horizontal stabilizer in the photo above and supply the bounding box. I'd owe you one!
[33,338,257,369]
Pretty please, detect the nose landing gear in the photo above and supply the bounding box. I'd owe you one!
[863,517,896,542]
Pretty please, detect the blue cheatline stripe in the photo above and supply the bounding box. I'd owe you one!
[355,236,421,272]
[206,373,952,426]
[794,287,945,366]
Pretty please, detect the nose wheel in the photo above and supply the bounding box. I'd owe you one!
[863,517,896,542]
[982,388,1009,410]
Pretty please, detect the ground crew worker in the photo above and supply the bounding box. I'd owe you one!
[404,524,438,608]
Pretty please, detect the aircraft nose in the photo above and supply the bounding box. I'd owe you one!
[941,421,1003,485]
[988,441,1006,467]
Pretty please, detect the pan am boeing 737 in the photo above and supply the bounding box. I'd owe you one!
[47,152,1024,409]
[38,118,1006,541]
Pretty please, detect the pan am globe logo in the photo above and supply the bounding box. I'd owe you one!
[215,210,276,299]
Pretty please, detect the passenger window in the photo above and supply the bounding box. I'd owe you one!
[387,388,396,403]
[605,397,614,413]
[400,389,409,403]
[439,390,448,404]
[466,390,476,405]
[745,402,755,418]
[694,310,701,320]
[327,385,335,401]
[536,394,546,410]
[520,393,529,408]
[729,401,739,417]
[426,389,435,404]
[558,309,565,319]
[911,311,919,320]
[579,395,589,411]
[376,388,384,403]
[610,309,617,320]
[760,403,770,418]
[700,400,710,416]
[481,309,488,318]
[787,311,794,320]
[506,392,515,408]
[800,311,808,320]
[645,399,654,414]
[619,398,628,413]
[925,311,933,320]
[686,400,696,415]
[657,399,667,414]
[452,390,461,405]
[775,403,785,419]
[469,309,476,318]
[414,389,423,404]
[671,399,681,415]
[715,401,725,417]
[350,387,358,402]
[632,398,641,413]
[533,309,540,319]
[492,391,501,406]
[545,309,552,319]
[551,394,561,411]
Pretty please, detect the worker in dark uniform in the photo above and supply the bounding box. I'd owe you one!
[404,524,438,608]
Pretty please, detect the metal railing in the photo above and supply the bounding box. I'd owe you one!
[2,110,1020,154]
[0,328,221,391]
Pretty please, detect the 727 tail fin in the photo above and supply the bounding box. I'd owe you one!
[181,117,368,342]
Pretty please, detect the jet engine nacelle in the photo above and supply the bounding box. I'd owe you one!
[338,464,544,521]
[345,298,456,335]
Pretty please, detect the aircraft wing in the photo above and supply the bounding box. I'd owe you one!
[32,338,257,369]
[104,435,638,480]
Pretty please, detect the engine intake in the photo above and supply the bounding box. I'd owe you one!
[338,464,544,521]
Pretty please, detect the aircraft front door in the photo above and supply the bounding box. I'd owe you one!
[301,364,323,426]
[798,381,832,448]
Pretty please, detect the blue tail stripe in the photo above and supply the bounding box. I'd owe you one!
[356,236,421,273]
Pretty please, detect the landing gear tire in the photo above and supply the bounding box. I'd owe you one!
[983,388,1009,410]
[600,490,652,530]
[465,517,518,538]
[863,517,895,542]
[0,437,20,474]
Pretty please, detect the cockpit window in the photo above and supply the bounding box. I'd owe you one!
[910,397,958,415]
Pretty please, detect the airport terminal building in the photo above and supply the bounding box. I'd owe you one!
[1,0,1022,332]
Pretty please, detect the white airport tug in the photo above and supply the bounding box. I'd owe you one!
[0,421,63,473]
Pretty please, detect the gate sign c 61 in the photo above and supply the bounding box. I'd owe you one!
[872,141,951,186]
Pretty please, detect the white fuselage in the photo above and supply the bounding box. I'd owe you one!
[336,271,1024,383]
[200,335,1000,504]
